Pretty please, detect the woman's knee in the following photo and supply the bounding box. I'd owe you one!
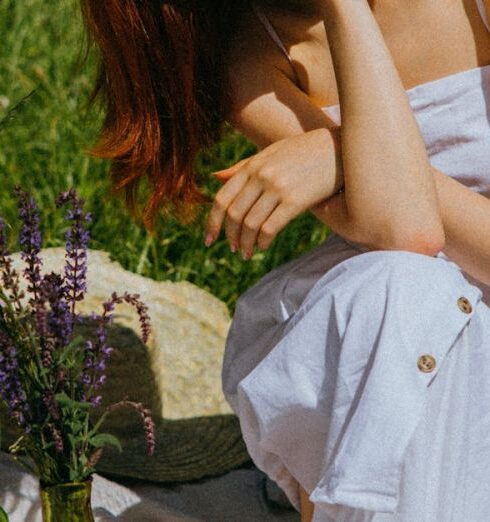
[320,248,469,312]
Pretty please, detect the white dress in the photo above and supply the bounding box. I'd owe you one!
[222,1,490,520]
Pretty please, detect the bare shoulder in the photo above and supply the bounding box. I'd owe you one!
[222,6,336,149]
[225,5,301,117]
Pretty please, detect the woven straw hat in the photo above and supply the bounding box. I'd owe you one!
[1,248,251,483]
[79,318,251,483]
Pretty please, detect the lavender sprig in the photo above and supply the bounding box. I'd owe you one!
[81,292,151,405]
[41,272,73,352]
[14,186,43,306]
[42,390,60,421]
[49,423,64,454]
[0,330,30,433]
[106,399,156,456]
[55,189,92,318]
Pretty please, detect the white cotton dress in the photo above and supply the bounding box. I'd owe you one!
[222,1,490,520]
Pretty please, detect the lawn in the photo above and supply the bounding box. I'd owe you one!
[0,0,331,313]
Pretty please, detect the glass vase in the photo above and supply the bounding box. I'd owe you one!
[0,506,8,522]
[40,477,94,522]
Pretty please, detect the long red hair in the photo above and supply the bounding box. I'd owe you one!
[80,0,245,230]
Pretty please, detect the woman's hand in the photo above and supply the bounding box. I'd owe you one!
[204,126,343,259]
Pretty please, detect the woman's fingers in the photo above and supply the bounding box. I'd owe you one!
[212,157,249,181]
[239,191,280,258]
[205,170,249,244]
[257,203,298,251]
[206,171,298,256]
[225,181,263,252]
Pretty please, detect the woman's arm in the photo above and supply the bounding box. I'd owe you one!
[203,20,348,255]
[220,1,445,254]
[313,166,490,285]
[431,168,490,285]
[319,0,444,253]
[215,6,490,283]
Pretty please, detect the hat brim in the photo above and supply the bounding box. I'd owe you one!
[95,414,251,483]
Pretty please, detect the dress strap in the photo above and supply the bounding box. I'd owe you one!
[476,0,490,34]
[251,2,295,67]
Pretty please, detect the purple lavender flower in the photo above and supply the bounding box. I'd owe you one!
[90,395,102,407]
[32,272,73,368]
[42,390,60,421]
[14,186,43,306]
[49,424,64,453]
[41,272,73,350]
[0,330,30,432]
[107,400,156,456]
[104,292,151,345]
[80,291,151,405]
[55,189,92,317]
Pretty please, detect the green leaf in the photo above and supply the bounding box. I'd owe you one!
[70,421,84,435]
[86,411,109,439]
[54,392,90,411]
[0,506,8,522]
[57,335,84,366]
[67,433,79,451]
[69,467,79,483]
[88,433,122,453]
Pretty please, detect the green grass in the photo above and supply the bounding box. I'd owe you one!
[0,0,331,313]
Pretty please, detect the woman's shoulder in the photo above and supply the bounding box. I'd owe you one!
[226,3,301,87]
[226,4,339,109]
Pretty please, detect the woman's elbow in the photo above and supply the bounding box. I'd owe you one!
[358,218,446,256]
[400,232,445,257]
[381,226,446,257]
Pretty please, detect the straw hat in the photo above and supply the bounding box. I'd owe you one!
[95,415,250,483]
[1,248,251,483]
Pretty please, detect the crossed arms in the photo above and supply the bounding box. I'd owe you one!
[210,0,490,286]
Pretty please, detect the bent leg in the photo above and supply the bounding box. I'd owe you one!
[299,483,314,522]
[235,250,483,516]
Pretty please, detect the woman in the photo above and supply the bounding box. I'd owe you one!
[81,0,490,520]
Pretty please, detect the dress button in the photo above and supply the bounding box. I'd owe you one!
[417,354,436,373]
[457,296,472,314]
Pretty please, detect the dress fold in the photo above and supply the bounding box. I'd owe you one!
[226,249,484,519]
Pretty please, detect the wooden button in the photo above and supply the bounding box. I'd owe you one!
[417,354,436,373]
[457,296,472,314]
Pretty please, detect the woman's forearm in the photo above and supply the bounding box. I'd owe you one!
[431,168,490,286]
[321,0,445,251]
[313,164,490,285]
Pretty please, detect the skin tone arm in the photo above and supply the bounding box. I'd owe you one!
[311,0,490,285]
[205,1,490,285]
[206,0,445,255]
[316,0,444,252]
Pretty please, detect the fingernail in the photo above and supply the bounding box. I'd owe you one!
[230,243,237,253]
[205,233,213,247]
[242,250,251,260]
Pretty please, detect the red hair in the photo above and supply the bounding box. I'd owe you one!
[80,0,243,230]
